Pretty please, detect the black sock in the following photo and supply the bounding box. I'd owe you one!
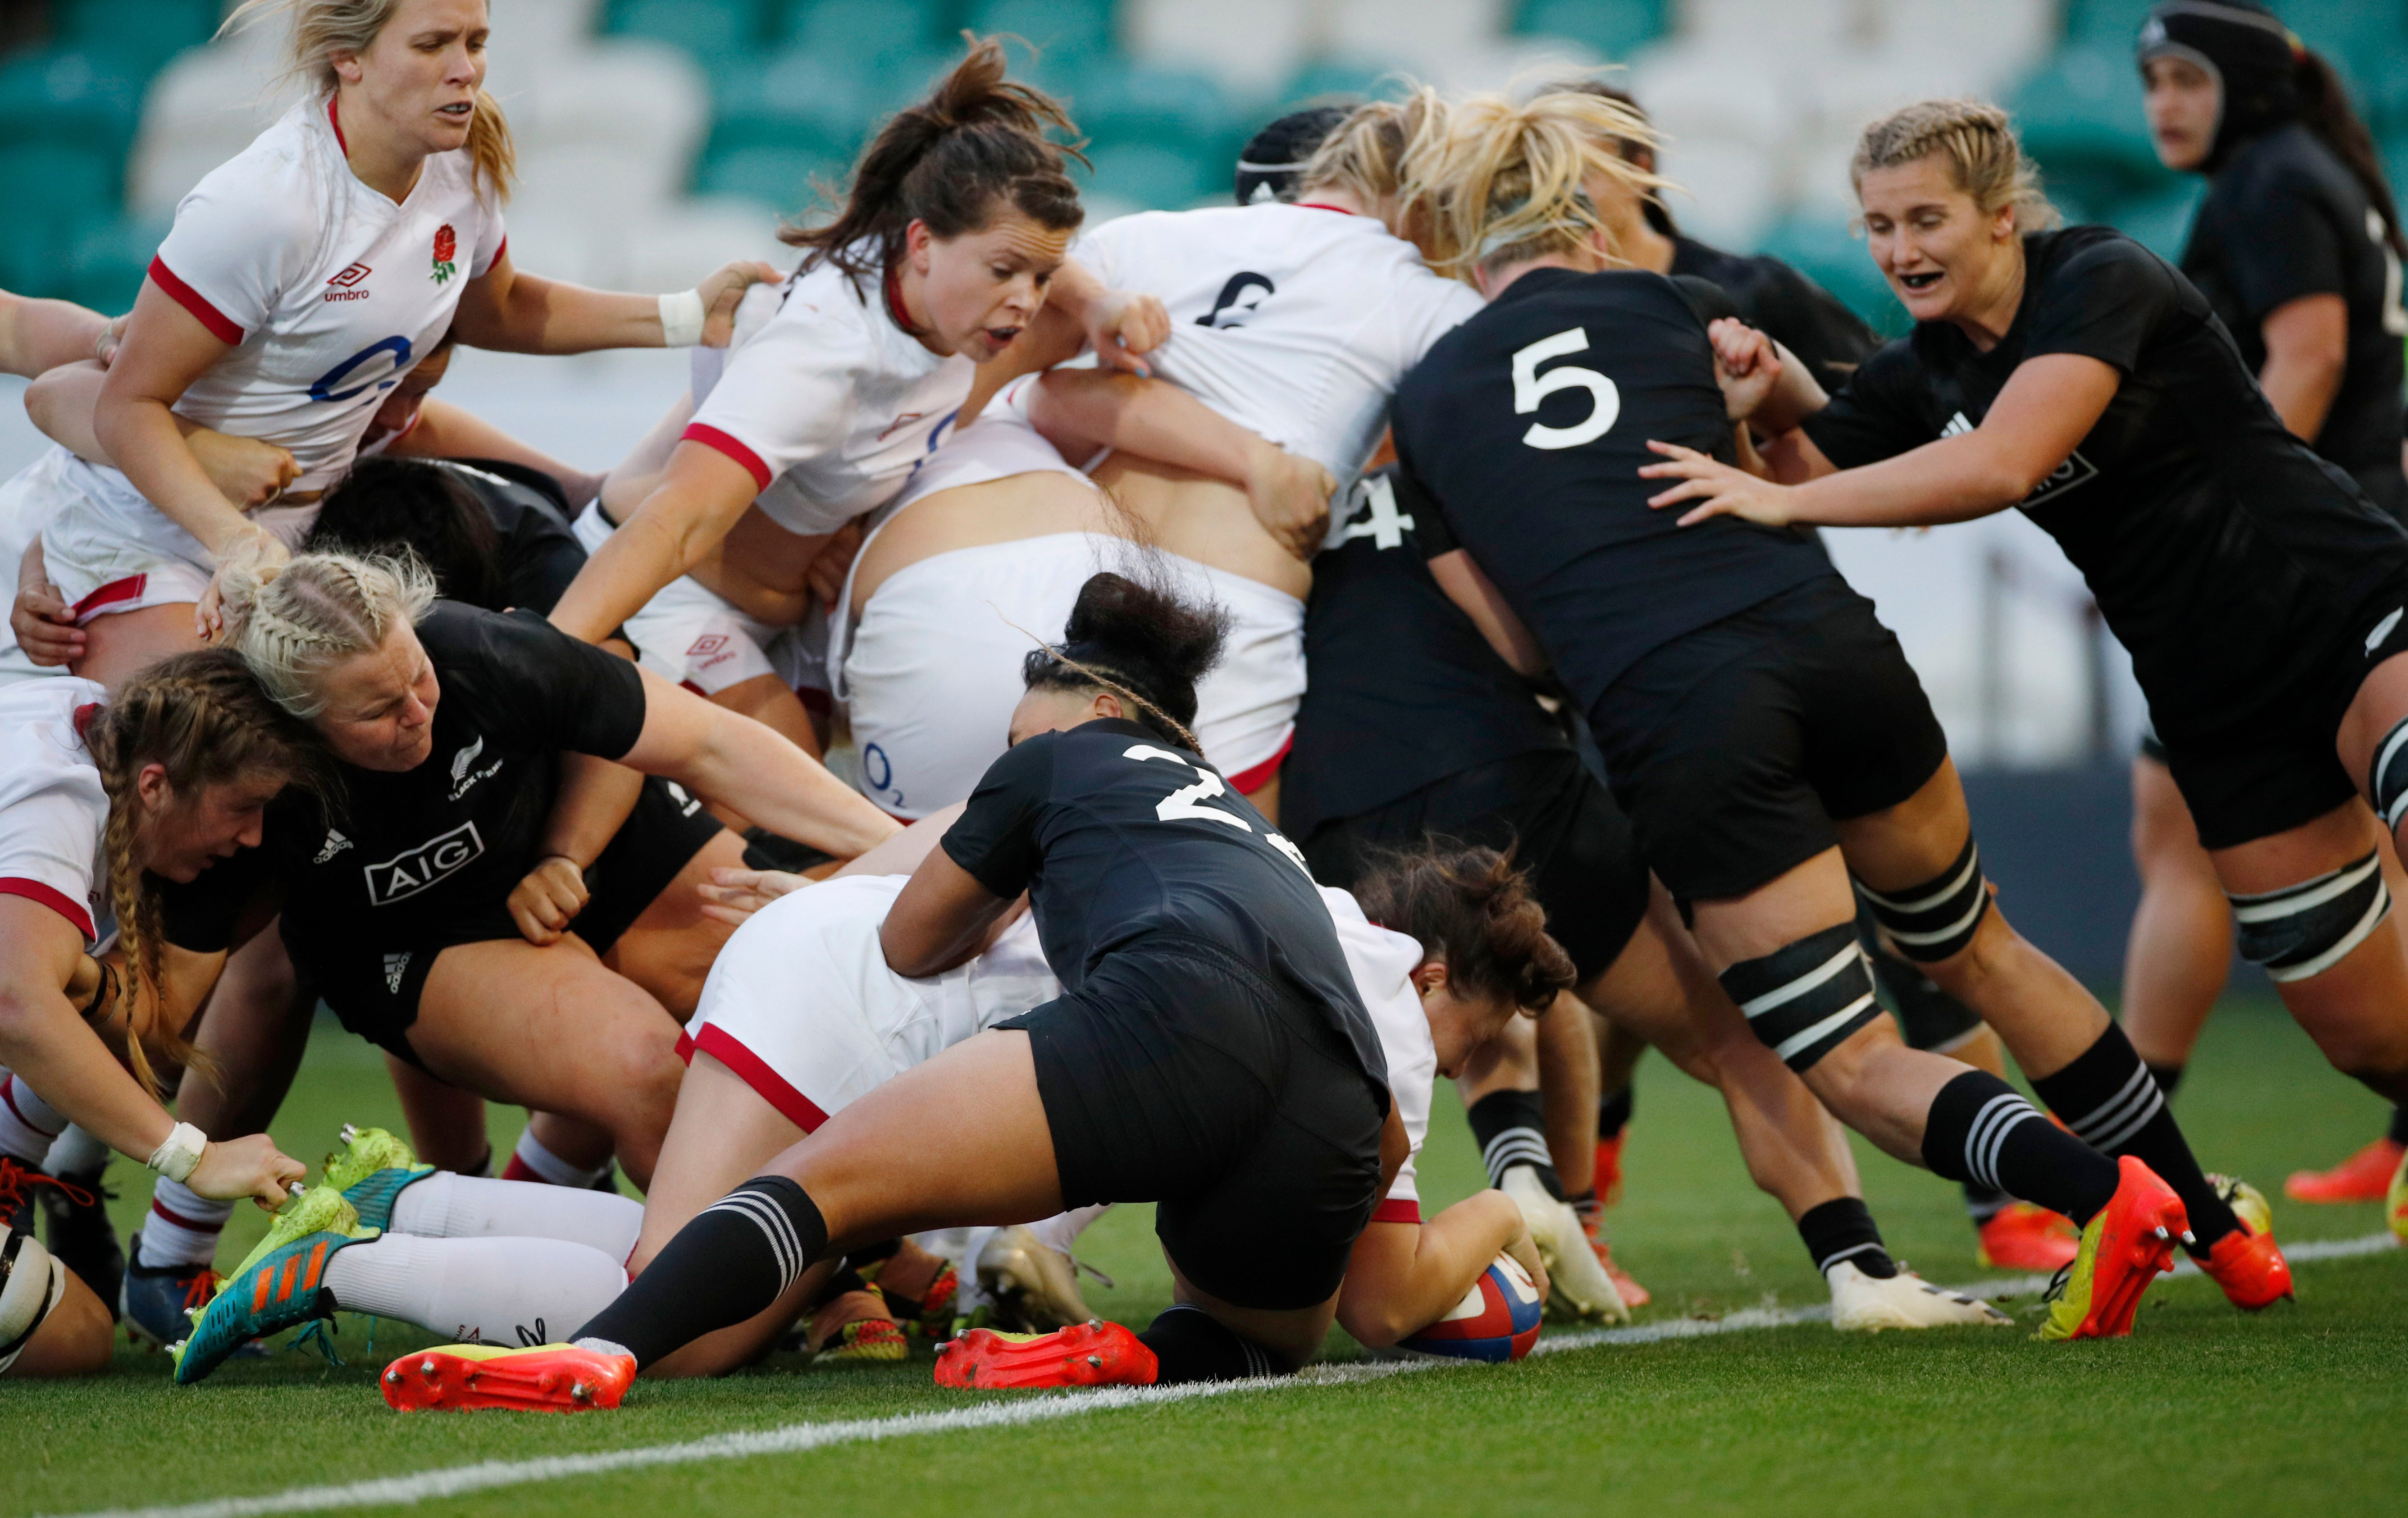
[1597,1086,1634,1141]
[1567,1188,1599,1225]
[463,1147,493,1180]
[1466,1090,1561,1198]
[1796,1197,1897,1279]
[1961,1181,2011,1224]
[572,1176,825,1369]
[1921,1070,2121,1225]
[1136,1304,1284,1384]
[2032,1024,2238,1249]
[2145,1061,2185,1100]
[2390,1105,2408,1147]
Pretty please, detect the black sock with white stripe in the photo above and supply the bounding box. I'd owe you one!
[1920,1071,2121,1226]
[2145,1061,2185,1100]
[1466,1091,1562,1198]
[1138,1303,1285,1384]
[2031,1024,2238,1251]
[1796,1198,1897,1279]
[571,1176,825,1369]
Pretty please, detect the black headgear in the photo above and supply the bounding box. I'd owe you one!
[1234,106,1353,206]
[2137,1,2304,170]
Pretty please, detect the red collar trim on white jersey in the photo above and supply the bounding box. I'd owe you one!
[326,94,348,155]
[881,262,927,339]
[1294,202,1356,215]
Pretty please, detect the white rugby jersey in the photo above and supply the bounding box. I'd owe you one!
[683,250,975,537]
[1321,885,1437,1218]
[146,96,506,491]
[1074,204,1482,489]
[0,677,112,943]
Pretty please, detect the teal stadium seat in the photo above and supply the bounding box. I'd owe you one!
[2008,43,2176,224]
[2107,179,2206,259]
[1274,59,1403,115]
[1067,63,1237,161]
[693,142,850,214]
[709,46,880,160]
[1512,0,1665,61]
[0,48,141,160]
[67,215,172,315]
[779,0,944,61]
[2060,0,2156,46]
[966,0,1116,70]
[1084,141,1215,211]
[606,0,770,73]
[50,0,221,80]
[1752,216,1909,339]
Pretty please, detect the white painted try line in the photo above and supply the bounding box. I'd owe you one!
[45,1231,2399,1518]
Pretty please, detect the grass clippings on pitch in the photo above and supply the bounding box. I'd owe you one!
[2,992,2401,1518]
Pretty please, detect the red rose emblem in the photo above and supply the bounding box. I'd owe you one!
[433,224,456,264]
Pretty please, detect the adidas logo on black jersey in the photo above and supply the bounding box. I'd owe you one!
[364,822,485,905]
[1943,411,2097,505]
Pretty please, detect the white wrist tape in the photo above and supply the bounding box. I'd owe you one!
[147,1121,206,1184]
[658,289,707,348]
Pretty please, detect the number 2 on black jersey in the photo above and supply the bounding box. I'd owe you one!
[1512,327,1620,450]
[1123,745,1313,875]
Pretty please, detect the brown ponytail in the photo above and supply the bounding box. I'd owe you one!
[2293,48,2407,259]
[783,35,1086,278]
[81,650,326,1097]
[1351,846,1577,1014]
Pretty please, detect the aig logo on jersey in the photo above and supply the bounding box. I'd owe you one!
[364,822,484,905]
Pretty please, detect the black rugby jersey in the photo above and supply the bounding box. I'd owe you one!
[162,602,648,963]
[439,460,589,614]
[2182,123,2408,508]
[1391,266,1832,713]
[941,716,1386,1093]
[1670,236,1879,393]
[1802,226,2408,744]
[1281,465,1570,841]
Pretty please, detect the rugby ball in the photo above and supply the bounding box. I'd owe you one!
[1395,1254,1543,1363]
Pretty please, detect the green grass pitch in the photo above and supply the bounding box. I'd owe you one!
[4,993,2402,1518]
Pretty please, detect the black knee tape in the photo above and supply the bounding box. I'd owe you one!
[1854,838,1990,963]
[2374,713,2408,832]
[2228,849,2390,983]
[1718,922,1883,1073]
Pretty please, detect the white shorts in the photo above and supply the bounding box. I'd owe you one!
[842,531,1304,818]
[34,449,319,622]
[570,503,830,704]
[679,873,1058,1130]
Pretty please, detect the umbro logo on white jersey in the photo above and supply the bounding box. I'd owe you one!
[325,263,372,303]
[448,736,503,800]
[313,829,353,864]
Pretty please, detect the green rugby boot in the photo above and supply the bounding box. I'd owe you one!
[172,1185,378,1385]
[324,1124,434,1231]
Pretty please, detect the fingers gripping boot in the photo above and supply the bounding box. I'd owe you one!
[1502,1166,1628,1323]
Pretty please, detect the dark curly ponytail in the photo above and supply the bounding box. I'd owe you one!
[1021,571,1228,752]
[1352,846,1577,1014]
[784,35,1087,279]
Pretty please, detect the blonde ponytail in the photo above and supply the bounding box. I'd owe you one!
[1414,90,1669,278]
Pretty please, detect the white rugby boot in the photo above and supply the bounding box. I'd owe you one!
[1501,1164,1629,1323]
[1826,1260,2011,1331]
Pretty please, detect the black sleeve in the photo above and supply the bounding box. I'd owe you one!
[501,525,588,617]
[1745,261,1880,388]
[938,734,1056,899]
[427,603,648,759]
[2216,168,2348,322]
[1389,462,1457,558]
[2023,235,2179,376]
[1670,274,1744,327]
[1797,340,1939,468]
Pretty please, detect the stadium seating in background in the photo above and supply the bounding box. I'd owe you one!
[0,45,146,304]
[1513,0,1664,61]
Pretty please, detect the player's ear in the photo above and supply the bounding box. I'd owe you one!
[135,761,174,818]
[904,219,935,273]
[1409,958,1450,997]
[1091,690,1125,723]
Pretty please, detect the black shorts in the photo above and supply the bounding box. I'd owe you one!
[1588,576,1950,903]
[304,777,723,1061]
[2148,576,2408,851]
[999,935,1385,1312]
[1299,746,1649,985]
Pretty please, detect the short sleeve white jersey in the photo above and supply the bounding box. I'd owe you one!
[683,251,976,537]
[1320,885,1435,1216]
[1073,204,1482,489]
[147,97,506,491]
[0,677,112,944]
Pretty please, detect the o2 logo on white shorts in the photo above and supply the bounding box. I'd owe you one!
[363,822,485,905]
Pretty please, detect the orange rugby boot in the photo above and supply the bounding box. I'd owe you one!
[382,1342,636,1413]
[1975,1203,2081,1273]
[2039,1157,2188,1341]
[2283,1138,2403,1204]
[934,1320,1158,1390]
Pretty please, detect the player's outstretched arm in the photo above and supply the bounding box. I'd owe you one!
[879,843,1013,978]
[449,249,780,356]
[548,441,762,644]
[0,289,112,380]
[1335,1192,1545,1349]
[30,359,299,509]
[616,667,899,861]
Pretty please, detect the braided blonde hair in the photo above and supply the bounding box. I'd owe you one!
[222,0,516,200]
[82,651,323,1097]
[1412,89,1670,279]
[219,551,438,721]
[1850,100,2059,230]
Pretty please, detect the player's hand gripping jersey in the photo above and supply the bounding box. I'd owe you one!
[679,253,975,534]
[1391,269,1831,711]
[0,677,114,944]
[1073,204,1482,488]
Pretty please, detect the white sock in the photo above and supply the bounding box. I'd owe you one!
[390,1172,643,1262]
[506,1127,613,1188]
[0,1071,65,1165]
[139,1178,235,1268]
[1027,1203,1112,1257]
[322,1233,628,1345]
[44,1123,109,1180]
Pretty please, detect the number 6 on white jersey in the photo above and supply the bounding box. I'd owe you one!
[1512,327,1619,450]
